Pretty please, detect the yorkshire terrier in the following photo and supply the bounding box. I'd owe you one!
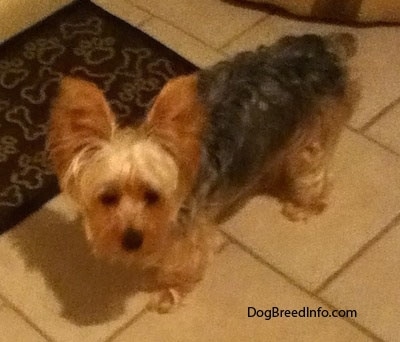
[47,33,358,313]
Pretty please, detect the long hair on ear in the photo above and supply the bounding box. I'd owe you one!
[47,77,116,196]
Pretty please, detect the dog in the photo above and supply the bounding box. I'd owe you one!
[47,33,358,313]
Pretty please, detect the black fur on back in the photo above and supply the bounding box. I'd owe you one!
[195,34,351,200]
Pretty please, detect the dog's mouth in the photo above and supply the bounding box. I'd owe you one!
[83,222,169,267]
[87,234,163,268]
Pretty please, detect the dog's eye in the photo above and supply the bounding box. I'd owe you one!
[144,189,159,205]
[99,191,120,206]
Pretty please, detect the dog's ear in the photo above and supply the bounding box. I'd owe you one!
[47,77,116,192]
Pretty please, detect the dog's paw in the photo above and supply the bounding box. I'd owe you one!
[147,288,183,314]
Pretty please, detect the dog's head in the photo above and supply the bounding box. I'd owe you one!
[47,77,181,264]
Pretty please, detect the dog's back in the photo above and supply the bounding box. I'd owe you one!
[195,34,357,209]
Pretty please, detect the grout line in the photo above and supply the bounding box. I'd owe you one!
[104,308,148,342]
[129,1,226,53]
[218,238,232,252]
[104,240,231,342]
[218,15,269,51]
[345,126,400,157]
[315,212,400,294]
[359,97,400,133]
[0,293,55,342]
[220,230,385,342]
[219,230,312,292]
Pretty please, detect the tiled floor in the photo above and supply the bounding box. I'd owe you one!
[1,0,399,341]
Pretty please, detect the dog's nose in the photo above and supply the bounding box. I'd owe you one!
[122,228,143,251]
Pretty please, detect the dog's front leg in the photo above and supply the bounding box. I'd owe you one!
[147,223,219,313]
[147,248,206,313]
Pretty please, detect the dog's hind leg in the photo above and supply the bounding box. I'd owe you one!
[281,139,331,222]
[280,91,357,222]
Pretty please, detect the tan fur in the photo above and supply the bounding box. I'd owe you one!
[48,76,211,312]
[47,74,357,313]
[47,76,116,195]
[145,75,208,200]
[276,81,360,220]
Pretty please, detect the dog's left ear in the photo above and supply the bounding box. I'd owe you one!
[47,77,116,192]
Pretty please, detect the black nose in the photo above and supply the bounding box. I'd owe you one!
[122,228,143,251]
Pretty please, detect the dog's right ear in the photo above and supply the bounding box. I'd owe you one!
[47,77,116,193]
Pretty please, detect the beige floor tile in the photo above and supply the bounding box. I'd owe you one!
[113,245,372,342]
[132,0,266,48]
[321,224,400,341]
[222,129,400,291]
[140,18,225,68]
[0,195,150,342]
[224,16,400,129]
[0,0,73,42]
[93,0,151,27]
[0,306,46,342]
[366,99,400,154]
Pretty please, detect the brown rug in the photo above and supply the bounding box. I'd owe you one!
[0,0,196,234]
